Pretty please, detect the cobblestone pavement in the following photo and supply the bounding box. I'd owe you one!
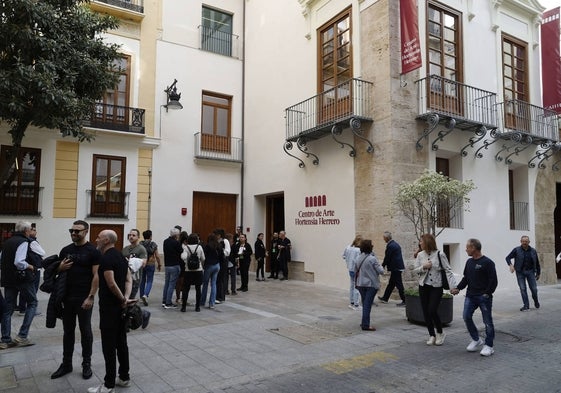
[1,272,560,393]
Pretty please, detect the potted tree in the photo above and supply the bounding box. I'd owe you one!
[404,288,454,325]
[394,169,475,324]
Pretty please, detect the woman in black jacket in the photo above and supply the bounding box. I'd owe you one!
[231,234,252,292]
[254,233,267,281]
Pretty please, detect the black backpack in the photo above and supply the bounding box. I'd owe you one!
[141,240,156,258]
[187,244,200,270]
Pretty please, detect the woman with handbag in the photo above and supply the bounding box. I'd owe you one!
[354,239,384,331]
[232,234,253,292]
[412,233,456,346]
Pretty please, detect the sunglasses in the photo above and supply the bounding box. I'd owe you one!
[68,229,85,234]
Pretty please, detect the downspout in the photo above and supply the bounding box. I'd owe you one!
[240,0,246,229]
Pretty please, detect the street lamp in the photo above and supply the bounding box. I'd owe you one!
[164,79,183,112]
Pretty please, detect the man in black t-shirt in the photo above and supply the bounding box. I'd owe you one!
[88,229,135,393]
[51,220,101,380]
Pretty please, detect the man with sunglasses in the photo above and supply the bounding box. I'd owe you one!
[51,220,101,380]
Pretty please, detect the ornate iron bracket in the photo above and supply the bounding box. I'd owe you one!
[331,125,356,157]
[431,118,457,151]
[349,118,374,153]
[460,126,488,157]
[474,129,500,158]
[495,132,530,162]
[530,141,561,169]
[416,113,439,151]
[297,137,319,166]
[283,141,305,168]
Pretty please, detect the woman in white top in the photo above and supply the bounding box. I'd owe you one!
[412,233,456,346]
[180,233,205,312]
[342,235,362,309]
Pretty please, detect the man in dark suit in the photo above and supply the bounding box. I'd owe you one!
[378,231,406,306]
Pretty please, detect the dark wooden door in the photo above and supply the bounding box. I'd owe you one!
[90,224,124,251]
[265,194,285,272]
[192,192,237,242]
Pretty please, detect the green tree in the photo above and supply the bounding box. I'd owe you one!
[394,169,476,241]
[0,0,121,184]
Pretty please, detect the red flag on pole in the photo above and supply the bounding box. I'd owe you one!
[400,0,422,74]
[541,7,561,114]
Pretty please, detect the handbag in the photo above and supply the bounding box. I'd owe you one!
[437,251,450,290]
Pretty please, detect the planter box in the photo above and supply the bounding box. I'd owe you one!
[405,294,453,325]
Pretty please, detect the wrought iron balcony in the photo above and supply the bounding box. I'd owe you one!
[86,190,130,218]
[93,0,144,13]
[416,75,498,130]
[194,133,243,163]
[436,198,463,229]
[83,103,145,135]
[285,78,374,142]
[199,25,240,58]
[495,100,560,143]
[0,186,43,216]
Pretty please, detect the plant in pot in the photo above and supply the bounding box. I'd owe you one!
[394,170,475,325]
[404,287,454,325]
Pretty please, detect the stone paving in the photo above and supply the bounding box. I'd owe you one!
[1,272,560,393]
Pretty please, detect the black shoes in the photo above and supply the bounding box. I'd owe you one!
[535,301,540,309]
[51,364,72,379]
[82,364,93,379]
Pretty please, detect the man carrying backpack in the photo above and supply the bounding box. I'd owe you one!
[139,230,161,306]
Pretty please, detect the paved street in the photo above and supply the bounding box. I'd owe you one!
[1,272,560,393]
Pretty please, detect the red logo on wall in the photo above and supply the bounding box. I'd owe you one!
[305,195,327,207]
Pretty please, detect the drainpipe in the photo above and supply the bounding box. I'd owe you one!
[240,0,246,229]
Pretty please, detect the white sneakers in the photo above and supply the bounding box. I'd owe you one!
[87,384,115,393]
[426,333,446,346]
[480,345,495,356]
[116,377,131,387]
[466,338,484,352]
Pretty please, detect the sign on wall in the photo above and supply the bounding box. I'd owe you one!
[541,7,561,114]
[400,0,422,74]
[294,195,341,226]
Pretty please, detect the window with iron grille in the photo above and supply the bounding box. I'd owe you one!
[201,6,233,56]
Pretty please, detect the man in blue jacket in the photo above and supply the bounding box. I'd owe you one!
[378,231,406,307]
[505,235,541,311]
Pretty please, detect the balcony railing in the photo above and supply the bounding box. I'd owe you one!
[94,0,144,13]
[416,75,498,130]
[0,186,43,215]
[496,100,560,142]
[83,103,145,135]
[285,78,374,142]
[86,190,130,218]
[199,25,239,58]
[436,198,463,229]
[510,201,529,231]
[194,133,243,163]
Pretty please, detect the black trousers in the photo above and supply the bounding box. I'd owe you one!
[182,271,203,307]
[256,257,265,279]
[279,257,289,279]
[239,259,250,289]
[100,306,129,389]
[381,270,405,301]
[419,284,444,337]
[216,259,228,300]
[62,297,93,365]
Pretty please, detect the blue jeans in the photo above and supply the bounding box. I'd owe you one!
[348,271,360,305]
[139,264,156,298]
[357,286,378,329]
[201,263,220,306]
[162,265,181,305]
[515,270,539,308]
[1,282,38,341]
[463,294,495,347]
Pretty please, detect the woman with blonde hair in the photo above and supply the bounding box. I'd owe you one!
[412,233,456,346]
[342,235,362,310]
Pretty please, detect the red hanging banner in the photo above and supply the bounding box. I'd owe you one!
[400,0,422,74]
[541,7,561,114]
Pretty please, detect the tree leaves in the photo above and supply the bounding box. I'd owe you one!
[394,169,476,241]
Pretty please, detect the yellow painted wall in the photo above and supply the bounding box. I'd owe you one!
[136,148,153,231]
[53,141,79,218]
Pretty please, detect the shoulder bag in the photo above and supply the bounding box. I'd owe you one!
[437,251,450,290]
